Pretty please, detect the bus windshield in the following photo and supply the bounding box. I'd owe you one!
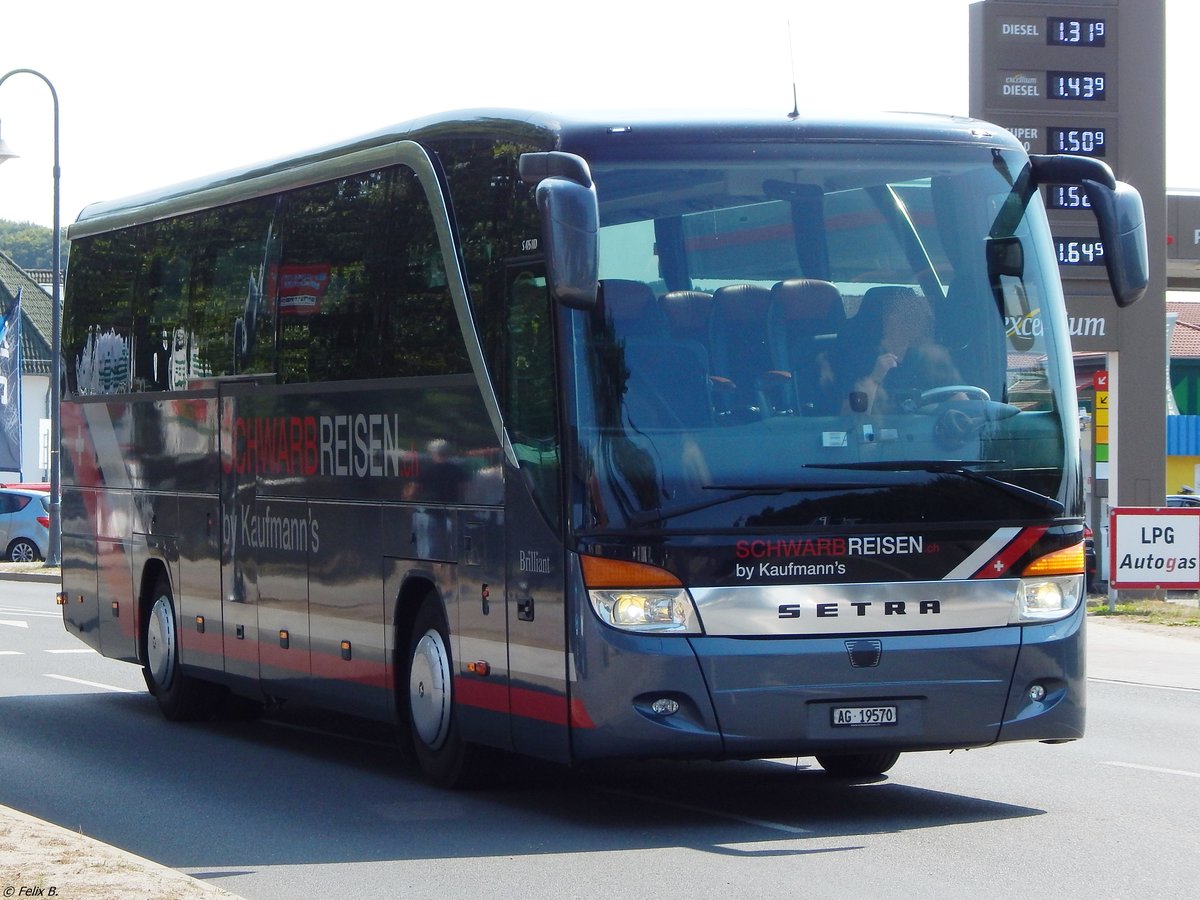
[566,143,1078,533]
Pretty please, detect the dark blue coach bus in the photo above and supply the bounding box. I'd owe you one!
[58,109,1147,784]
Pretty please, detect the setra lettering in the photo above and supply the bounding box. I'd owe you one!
[787,599,942,619]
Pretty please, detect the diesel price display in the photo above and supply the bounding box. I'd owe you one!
[1048,72,1106,101]
[1056,238,1105,266]
[1047,17,1106,46]
[1046,185,1092,210]
[1049,127,1106,156]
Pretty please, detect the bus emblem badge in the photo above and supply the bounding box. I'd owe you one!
[845,639,883,668]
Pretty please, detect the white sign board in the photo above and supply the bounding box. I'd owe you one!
[39,418,50,472]
[1109,507,1200,589]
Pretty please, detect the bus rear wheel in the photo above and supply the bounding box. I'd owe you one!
[405,596,487,788]
[142,574,219,721]
[816,751,901,779]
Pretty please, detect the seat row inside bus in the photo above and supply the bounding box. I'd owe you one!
[595,277,923,427]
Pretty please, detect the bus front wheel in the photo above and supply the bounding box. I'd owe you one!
[142,574,219,721]
[816,751,901,779]
[406,596,486,787]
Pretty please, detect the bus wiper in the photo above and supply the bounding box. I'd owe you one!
[803,460,1065,516]
[628,480,873,527]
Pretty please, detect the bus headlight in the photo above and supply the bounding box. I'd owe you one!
[589,588,702,634]
[580,554,703,634]
[1011,575,1084,623]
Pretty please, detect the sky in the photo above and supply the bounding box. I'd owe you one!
[0,0,1196,229]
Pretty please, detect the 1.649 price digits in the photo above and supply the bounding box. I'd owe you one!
[1057,239,1105,265]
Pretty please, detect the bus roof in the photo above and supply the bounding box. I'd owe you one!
[69,108,1022,238]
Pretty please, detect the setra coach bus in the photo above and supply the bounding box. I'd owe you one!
[58,109,1148,785]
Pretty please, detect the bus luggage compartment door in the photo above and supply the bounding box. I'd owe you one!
[60,547,99,650]
[218,384,261,683]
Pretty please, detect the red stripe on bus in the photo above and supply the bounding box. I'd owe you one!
[454,677,594,729]
[567,696,595,729]
[453,676,509,714]
[972,526,1048,578]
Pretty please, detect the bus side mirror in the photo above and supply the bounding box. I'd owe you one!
[521,152,599,310]
[535,178,599,311]
[986,236,1024,279]
[986,236,1033,352]
[1030,154,1148,308]
[1084,178,1149,308]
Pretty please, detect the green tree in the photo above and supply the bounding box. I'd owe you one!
[0,218,69,268]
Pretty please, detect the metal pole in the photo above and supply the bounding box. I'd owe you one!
[0,68,61,567]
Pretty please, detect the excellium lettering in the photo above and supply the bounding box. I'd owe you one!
[1006,314,1107,338]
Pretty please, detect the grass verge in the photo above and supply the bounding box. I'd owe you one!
[1087,596,1200,628]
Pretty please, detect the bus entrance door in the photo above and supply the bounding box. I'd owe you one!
[498,263,571,763]
[504,476,571,763]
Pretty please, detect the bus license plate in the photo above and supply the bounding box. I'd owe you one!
[832,706,897,727]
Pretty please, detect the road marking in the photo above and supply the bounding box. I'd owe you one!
[0,619,29,629]
[594,785,812,835]
[0,651,23,656]
[1089,677,1200,694]
[44,648,97,654]
[1103,761,1200,780]
[0,607,61,618]
[44,674,139,693]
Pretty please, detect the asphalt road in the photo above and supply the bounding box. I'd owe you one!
[2,578,1198,899]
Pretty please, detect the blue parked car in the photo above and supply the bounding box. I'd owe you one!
[0,487,50,562]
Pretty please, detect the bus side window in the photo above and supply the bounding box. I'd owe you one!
[274,165,470,384]
[188,202,279,381]
[65,230,141,396]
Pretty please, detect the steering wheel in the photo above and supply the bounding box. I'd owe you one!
[920,385,1018,448]
[919,385,991,407]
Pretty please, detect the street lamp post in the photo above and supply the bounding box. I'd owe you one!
[0,68,62,567]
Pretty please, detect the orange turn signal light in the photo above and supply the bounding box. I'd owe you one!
[580,555,682,589]
[1023,542,1085,577]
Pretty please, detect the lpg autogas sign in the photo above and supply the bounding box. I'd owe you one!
[1110,507,1200,589]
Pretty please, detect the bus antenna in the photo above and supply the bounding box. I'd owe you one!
[787,21,800,119]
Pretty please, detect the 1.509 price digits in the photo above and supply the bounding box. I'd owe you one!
[1050,127,1106,156]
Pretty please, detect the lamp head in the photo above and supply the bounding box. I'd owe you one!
[0,121,18,164]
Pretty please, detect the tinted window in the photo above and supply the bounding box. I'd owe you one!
[0,493,30,514]
[66,164,469,392]
[428,137,562,523]
[275,166,469,383]
[65,229,141,395]
[66,200,278,394]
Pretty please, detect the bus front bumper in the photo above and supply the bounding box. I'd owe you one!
[568,604,1085,762]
